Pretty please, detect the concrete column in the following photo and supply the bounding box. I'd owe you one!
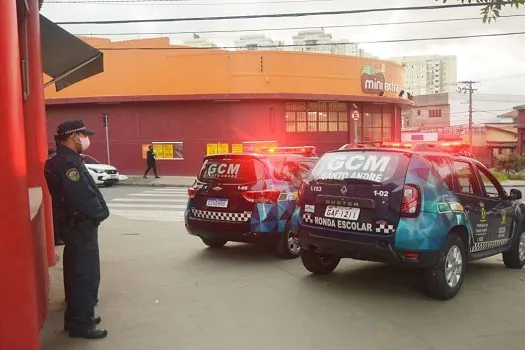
[0,1,41,349]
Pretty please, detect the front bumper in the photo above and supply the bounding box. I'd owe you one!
[98,173,119,184]
[298,225,440,268]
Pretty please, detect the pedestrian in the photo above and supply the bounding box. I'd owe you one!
[44,119,109,339]
[143,144,160,178]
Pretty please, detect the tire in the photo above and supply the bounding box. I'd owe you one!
[276,227,302,259]
[201,237,227,248]
[422,232,466,300]
[301,249,340,275]
[502,225,525,269]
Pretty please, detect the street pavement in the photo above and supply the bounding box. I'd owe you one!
[40,186,525,350]
[107,187,187,223]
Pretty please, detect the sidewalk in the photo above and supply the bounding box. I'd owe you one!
[118,175,195,188]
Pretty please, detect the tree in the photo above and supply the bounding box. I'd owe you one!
[439,0,524,23]
[495,153,525,174]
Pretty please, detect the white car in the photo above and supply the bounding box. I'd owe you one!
[81,154,120,186]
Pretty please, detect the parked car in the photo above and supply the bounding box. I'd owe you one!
[185,146,319,258]
[81,154,120,186]
[293,145,525,300]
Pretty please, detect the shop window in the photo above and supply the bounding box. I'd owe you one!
[355,105,394,143]
[285,102,347,133]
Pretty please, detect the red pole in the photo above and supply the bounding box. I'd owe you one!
[24,0,56,270]
[0,1,40,349]
[22,0,55,329]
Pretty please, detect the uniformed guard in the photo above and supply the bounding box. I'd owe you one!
[44,120,110,339]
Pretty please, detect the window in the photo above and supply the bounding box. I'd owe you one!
[476,164,503,199]
[428,156,454,191]
[285,102,347,133]
[453,161,482,196]
[429,109,442,118]
[356,105,393,143]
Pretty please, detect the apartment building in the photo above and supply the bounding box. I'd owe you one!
[389,55,457,96]
[292,29,361,56]
[234,34,284,50]
[183,34,217,48]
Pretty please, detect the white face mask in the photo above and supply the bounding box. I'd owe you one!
[77,135,91,151]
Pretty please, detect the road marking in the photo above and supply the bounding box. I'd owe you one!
[109,209,185,222]
[128,193,188,197]
[108,203,187,209]
[111,198,188,203]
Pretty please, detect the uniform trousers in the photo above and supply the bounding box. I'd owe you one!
[61,220,101,332]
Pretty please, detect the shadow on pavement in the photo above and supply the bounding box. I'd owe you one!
[188,242,282,264]
[297,257,514,301]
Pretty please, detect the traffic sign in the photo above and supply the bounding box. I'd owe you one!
[351,110,360,121]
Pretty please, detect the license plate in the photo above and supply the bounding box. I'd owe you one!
[110,174,118,179]
[325,206,360,220]
[206,198,229,208]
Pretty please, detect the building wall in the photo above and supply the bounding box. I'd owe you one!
[388,55,457,96]
[44,37,406,102]
[46,100,401,176]
[405,93,451,128]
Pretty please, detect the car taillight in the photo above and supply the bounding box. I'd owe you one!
[188,187,197,199]
[400,184,420,217]
[242,189,281,203]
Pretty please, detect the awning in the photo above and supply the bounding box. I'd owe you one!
[40,15,103,92]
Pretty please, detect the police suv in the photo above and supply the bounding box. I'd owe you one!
[185,146,319,258]
[294,143,525,299]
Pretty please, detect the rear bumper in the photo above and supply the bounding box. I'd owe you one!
[298,225,440,268]
[185,215,281,243]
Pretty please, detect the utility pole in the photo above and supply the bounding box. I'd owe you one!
[457,81,478,153]
[102,113,111,164]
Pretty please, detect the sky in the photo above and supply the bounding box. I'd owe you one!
[41,0,525,123]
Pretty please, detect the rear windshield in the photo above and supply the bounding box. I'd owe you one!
[197,157,266,184]
[308,151,409,183]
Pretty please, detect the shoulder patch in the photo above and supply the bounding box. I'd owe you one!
[66,168,80,182]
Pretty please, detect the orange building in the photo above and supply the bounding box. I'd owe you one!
[45,37,411,175]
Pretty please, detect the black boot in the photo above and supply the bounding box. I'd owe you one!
[69,326,108,339]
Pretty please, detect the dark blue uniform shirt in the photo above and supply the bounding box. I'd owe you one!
[44,145,110,223]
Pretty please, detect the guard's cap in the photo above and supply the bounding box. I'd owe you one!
[56,120,95,137]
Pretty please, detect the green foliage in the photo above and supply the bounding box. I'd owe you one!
[439,0,524,22]
[495,154,525,174]
[492,171,509,181]
[508,172,525,180]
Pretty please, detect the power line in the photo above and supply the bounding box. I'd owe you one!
[46,0,334,5]
[72,14,525,36]
[54,3,488,25]
[473,98,525,103]
[94,31,525,50]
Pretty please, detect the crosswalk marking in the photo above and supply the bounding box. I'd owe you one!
[108,203,187,209]
[109,210,185,222]
[107,188,188,223]
[111,198,188,203]
[128,193,188,197]
[141,191,188,195]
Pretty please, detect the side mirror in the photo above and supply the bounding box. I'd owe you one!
[510,189,522,200]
